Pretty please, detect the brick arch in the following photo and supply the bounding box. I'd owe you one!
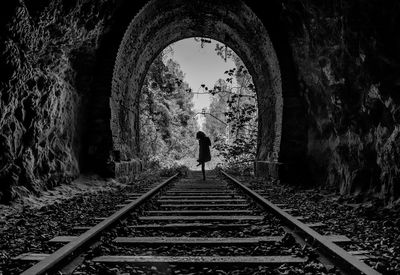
[87,0,308,183]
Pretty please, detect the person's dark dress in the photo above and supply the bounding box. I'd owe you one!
[196,131,211,180]
[198,137,211,163]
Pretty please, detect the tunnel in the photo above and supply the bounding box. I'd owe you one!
[84,0,307,184]
[2,0,400,274]
[1,0,400,209]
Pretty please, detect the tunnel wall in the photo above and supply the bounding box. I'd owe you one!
[0,0,119,202]
[281,0,400,204]
[1,0,400,204]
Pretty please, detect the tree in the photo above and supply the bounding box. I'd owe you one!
[202,42,258,168]
[204,79,229,143]
[140,52,198,168]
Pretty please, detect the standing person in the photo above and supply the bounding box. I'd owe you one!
[196,131,211,180]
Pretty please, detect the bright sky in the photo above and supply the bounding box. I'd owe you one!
[164,38,236,113]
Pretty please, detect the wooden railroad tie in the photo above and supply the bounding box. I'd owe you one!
[113,236,283,245]
[91,255,307,265]
[127,223,252,229]
[158,199,247,204]
[47,234,352,244]
[165,192,237,195]
[160,204,250,208]
[146,210,253,215]
[14,252,371,263]
[138,215,265,221]
[160,195,243,199]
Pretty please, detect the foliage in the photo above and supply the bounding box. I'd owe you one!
[139,52,198,170]
[203,79,229,142]
[202,45,258,171]
[159,165,189,177]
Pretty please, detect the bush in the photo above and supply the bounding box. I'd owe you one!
[143,156,189,178]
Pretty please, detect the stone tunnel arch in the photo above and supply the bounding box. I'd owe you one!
[86,0,308,184]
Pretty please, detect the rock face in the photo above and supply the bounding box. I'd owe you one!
[0,0,113,202]
[1,0,400,205]
[283,0,400,204]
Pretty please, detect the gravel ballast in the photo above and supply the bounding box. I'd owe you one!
[2,172,397,274]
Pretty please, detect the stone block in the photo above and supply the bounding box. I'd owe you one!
[113,158,143,183]
[254,161,281,178]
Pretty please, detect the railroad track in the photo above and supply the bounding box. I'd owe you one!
[13,171,381,274]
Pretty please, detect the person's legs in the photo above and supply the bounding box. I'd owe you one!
[201,162,205,180]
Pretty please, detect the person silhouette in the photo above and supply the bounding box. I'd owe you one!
[196,131,211,180]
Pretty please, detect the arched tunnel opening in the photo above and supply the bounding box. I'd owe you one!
[138,37,261,173]
[86,0,307,184]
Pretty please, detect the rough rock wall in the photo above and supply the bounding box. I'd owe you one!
[0,0,114,202]
[283,0,400,204]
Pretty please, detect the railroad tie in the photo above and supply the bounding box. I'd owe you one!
[306,222,326,228]
[12,253,49,261]
[91,255,307,265]
[173,184,228,187]
[126,193,144,196]
[138,215,265,222]
[127,223,252,229]
[160,204,250,208]
[163,192,233,194]
[157,199,247,204]
[348,251,374,260]
[113,236,283,245]
[72,226,91,231]
[18,252,370,263]
[146,210,253,215]
[159,195,243,199]
[46,234,353,244]
[165,194,237,197]
[171,188,229,191]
